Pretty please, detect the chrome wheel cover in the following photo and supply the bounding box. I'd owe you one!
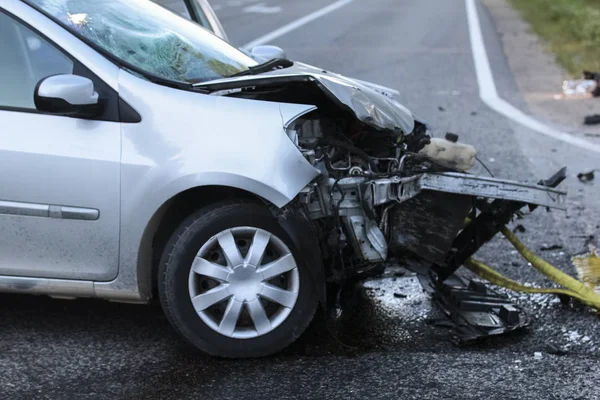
[188,227,299,339]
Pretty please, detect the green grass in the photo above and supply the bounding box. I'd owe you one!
[509,0,600,76]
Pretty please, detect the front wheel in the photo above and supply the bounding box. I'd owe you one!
[158,201,318,358]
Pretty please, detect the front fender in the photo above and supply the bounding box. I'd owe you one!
[95,71,321,300]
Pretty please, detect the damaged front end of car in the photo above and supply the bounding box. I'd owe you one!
[196,62,567,343]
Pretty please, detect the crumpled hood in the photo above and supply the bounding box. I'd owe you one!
[194,62,415,134]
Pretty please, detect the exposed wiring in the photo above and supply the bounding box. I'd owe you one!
[476,156,494,177]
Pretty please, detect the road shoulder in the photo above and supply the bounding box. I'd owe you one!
[482,0,600,142]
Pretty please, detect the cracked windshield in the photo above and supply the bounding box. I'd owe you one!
[25,0,255,83]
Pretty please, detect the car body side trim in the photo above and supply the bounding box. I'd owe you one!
[0,200,99,220]
[0,275,95,297]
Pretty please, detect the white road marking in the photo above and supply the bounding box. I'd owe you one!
[243,3,282,14]
[465,0,600,154]
[242,0,354,50]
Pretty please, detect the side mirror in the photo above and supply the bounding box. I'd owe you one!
[249,45,286,62]
[35,74,102,118]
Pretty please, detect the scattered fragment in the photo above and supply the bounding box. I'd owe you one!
[511,261,521,267]
[565,330,582,342]
[545,343,568,356]
[534,352,543,360]
[438,106,446,111]
[562,79,597,97]
[393,292,407,299]
[488,157,495,163]
[584,115,600,125]
[426,318,455,328]
[577,170,596,183]
[540,244,563,251]
[571,245,600,288]
[470,111,477,116]
[513,224,526,233]
[583,70,600,96]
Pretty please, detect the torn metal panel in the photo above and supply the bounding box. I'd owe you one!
[419,172,567,210]
[415,271,530,345]
[194,62,415,134]
[366,172,567,210]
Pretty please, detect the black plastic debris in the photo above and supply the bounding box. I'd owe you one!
[584,115,600,125]
[513,224,527,233]
[545,343,568,356]
[393,293,407,299]
[540,244,563,251]
[415,272,529,345]
[583,70,600,97]
[426,318,455,328]
[438,106,446,112]
[577,170,596,183]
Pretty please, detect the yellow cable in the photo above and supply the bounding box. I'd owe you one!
[464,258,594,306]
[460,218,600,310]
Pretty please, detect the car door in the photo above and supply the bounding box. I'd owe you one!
[0,10,121,281]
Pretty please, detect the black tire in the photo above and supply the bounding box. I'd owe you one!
[158,200,319,358]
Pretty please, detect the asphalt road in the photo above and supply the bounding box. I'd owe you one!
[2,0,600,399]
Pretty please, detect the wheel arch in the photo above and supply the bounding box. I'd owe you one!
[136,185,266,299]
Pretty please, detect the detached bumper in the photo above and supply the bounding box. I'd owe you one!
[366,171,567,211]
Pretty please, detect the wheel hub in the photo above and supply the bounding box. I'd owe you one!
[226,264,263,302]
[189,226,300,339]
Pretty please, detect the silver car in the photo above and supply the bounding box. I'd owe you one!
[0,0,566,357]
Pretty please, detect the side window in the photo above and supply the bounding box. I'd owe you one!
[0,12,74,110]
[152,0,192,19]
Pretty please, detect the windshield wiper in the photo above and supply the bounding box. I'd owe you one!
[228,58,294,78]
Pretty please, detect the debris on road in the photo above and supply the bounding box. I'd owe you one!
[393,293,407,299]
[562,79,597,97]
[583,115,600,125]
[513,224,527,233]
[571,245,600,289]
[540,244,563,251]
[577,170,596,182]
[438,106,446,111]
[583,70,600,97]
[545,343,568,356]
[534,352,543,360]
[563,71,600,97]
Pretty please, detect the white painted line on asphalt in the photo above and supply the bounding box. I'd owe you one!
[243,3,282,14]
[241,0,353,50]
[465,0,600,154]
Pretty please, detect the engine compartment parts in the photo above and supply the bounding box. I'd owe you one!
[418,133,477,171]
[200,65,575,344]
